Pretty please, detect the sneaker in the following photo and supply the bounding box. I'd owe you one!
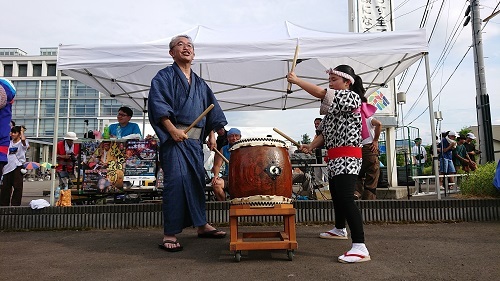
[319,228,348,239]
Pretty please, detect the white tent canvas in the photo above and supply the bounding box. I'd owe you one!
[57,22,428,113]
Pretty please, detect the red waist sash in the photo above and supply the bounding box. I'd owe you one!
[327,146,362,159]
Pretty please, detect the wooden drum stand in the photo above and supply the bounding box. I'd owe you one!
[229,203,298,262]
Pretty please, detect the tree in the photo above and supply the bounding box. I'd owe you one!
[301,133,311,144]
[459,127,472,138]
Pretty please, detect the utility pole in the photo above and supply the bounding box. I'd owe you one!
[466,0,495,163]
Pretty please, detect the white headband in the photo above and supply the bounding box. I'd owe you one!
[326,69,355,84]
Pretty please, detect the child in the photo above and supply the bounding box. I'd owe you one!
[0,126,29,206]
[287,65,370,263]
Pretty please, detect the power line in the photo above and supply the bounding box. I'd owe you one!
[406,46,471,125]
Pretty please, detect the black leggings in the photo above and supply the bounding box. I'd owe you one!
[330,174,365,243]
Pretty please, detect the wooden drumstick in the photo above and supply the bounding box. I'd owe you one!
[184,104,215,133]
[273,127,300,147]
[213,148,229,164]
[286,44,300,93]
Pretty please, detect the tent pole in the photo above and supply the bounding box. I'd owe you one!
[424,53,440,200]
[50,70,63,205]
[143,98,147,137]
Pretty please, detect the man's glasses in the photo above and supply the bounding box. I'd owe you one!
[175,42,193,49]
[117,113,129,117]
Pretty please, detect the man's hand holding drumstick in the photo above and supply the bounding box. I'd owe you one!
[160,104,215,143]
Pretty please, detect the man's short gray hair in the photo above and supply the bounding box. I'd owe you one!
[169,35,194,50]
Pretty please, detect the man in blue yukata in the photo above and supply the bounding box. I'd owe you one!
[148,34,228,252]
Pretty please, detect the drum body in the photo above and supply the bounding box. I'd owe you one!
[228,138,292,198]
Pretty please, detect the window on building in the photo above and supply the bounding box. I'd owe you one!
[100,99,123,116]
[33,64,42,77]
[39,99,68,117]
[58,119,69,137]
[13,81,39,98]
[18,64,28,77]
[71,81,99,97]
[41,80,56,98]
[60,80,69,98]
[39,119,54,137]
[12,100,38,118]
[3,64,13,77]
[70,99,97,117]
[40,99,55,117]
[59,100,69,117]
[47,64,56,76]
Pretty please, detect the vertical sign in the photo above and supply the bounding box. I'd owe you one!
[357,0,393,33]
[356,0,396,117]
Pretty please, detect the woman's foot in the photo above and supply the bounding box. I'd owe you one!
[338,243,371,263]
[319,227,348,239]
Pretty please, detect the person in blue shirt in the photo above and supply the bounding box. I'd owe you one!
[438,130,457,188]
[211,128,241,201]
[109,106,142,139]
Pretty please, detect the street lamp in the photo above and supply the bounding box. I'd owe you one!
[397,92,411,199]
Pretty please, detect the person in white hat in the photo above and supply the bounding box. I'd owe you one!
[464,132,479,171]
[438,130,457,188]
[56,132,80,187]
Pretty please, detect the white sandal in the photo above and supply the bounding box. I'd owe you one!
[338,251,371,263]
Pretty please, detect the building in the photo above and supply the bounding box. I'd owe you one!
[0,47,143,140]
[0,47,142,162]
[468,125,500,163]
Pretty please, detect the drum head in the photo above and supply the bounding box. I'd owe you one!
[230,137,287,151]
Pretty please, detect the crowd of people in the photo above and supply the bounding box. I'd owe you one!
[429,130,480,189]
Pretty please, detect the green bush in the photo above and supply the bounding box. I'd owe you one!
[460,162,500,198]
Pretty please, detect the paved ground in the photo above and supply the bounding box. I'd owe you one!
[2,181,499,280]
[1,222,499,281]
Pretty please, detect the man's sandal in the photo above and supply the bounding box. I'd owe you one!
[158,239,183,252]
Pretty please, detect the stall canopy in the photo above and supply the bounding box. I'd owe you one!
[57,21,428,112]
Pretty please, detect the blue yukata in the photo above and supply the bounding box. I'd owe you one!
[109,122,142,138]
[148,63,227,235]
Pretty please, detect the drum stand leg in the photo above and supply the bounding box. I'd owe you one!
[229,204,298,262]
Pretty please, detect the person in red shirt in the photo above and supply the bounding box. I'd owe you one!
[56,132,80,187]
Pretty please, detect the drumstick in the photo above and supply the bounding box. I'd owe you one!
[184,104,215,133]
[286,44,300,93]
[213,148,229,164]
[273,127,300,147]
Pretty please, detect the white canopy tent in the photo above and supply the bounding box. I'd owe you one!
[53,22,442,202]
[57,22,427,113]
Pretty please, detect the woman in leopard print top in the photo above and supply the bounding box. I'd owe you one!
[287,65,371,263]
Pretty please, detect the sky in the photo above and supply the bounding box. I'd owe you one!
[3,0,500,144]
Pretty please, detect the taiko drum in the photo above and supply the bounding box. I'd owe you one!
[228,138,292,198]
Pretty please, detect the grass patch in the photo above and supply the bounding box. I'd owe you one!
[460,162,500,198]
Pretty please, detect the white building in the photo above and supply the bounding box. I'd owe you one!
[0,47,141,142]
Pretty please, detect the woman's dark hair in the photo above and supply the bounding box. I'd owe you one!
[10,120,15,127]
[334,65,366,100]
[11,125,22,133]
